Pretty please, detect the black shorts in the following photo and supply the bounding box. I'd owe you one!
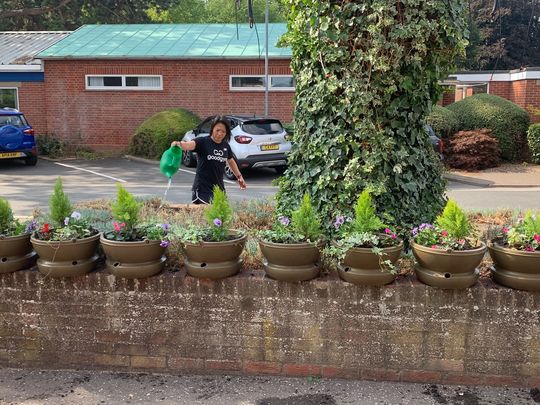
[191,190,211,205]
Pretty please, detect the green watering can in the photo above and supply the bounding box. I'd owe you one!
[159,145,183,179]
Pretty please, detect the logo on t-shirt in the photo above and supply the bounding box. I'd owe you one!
[207,148,227,162]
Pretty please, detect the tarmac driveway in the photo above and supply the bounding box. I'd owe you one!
[0,157,279,215]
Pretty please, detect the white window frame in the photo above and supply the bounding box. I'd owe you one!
[229,75,295,92]
[456,82,490,99]
[0,87,19,110]
[85,74,163,91]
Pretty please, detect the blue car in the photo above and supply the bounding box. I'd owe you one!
[0,108,38,166]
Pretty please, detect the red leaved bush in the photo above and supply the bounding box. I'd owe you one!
[445,129,501,171]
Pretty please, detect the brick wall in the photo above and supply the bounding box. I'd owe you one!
[42,59,295,151]
[11,82,47,135]
[1,269,539,387]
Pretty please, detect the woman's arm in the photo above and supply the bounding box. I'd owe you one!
[227,158,247,189]
[171,140,196,151]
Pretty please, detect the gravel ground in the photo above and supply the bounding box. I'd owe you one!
[0,369,538,405]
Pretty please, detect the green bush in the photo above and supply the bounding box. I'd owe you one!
[36,134,66,158]
[527,123,540,164]
[447,94,530,161]
[426,105,460,138]
[128,109,200,159]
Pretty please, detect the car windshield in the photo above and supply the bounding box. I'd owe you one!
[241,119,283,135]
[0,115,27,128]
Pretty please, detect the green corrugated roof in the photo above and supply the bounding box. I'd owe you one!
[37,24,290,59]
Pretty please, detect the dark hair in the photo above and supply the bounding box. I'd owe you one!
[210,115,232,142]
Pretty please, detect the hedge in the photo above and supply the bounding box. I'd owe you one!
[528,123,540,164]
[426,105,460,138]
[128,109,200,159]
[446,94,530,161]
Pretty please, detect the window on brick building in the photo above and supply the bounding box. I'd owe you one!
[456,83,488,100]
[86,75,162,90]
[0,88,18,109]
[230,75,295,91]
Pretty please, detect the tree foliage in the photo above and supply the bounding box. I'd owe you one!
[277,0,468,234]
[460,0,540,69]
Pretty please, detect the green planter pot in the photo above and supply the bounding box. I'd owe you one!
[100,235,166,279]
[412,241,487,289]
[258,240,321,282]
[489,242,540,291]
[183,233,246,280]
[30,232,100,278]
[0,233,37,273]
[338,241,403,286]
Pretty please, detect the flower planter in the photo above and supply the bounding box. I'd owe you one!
[488,242,540,291]
[30,233,100,278]
[100,236,166,279]
[183,233,247,280]
[0,234,37,273]
[338,241,403,286]
[411,241,486,289]
[259,240,321,282]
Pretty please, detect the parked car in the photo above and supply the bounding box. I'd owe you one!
[0,108,38,166]
[182,115,291,179]
[426,124,444,160]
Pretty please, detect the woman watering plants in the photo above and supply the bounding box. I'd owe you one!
[171,115,247,204]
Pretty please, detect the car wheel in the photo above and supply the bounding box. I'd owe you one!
[224,164,237,180]
[275,166,286,175]
[182,150,196,167]
[25,155,38,166]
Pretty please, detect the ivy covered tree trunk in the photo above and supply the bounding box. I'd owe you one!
[277,0,468,231]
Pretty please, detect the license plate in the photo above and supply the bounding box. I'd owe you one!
[0,152,24,159]
[260,144,279,151]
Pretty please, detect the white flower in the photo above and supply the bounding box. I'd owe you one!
[71,211,82,220]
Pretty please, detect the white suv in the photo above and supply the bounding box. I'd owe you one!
[182,115,291,179]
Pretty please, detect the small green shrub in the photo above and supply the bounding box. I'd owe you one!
[351,190,386,233]
[111,183,141,230]
[0,198,14,233]
[204,186,233,241]
[36,134,66,158]
[291,194,322,241]
[436,199,471,240]
[527,123,540,164]
[128,109,200,159]
[49,177,72,227]
[426,105,460,138]
[447,94,530,161]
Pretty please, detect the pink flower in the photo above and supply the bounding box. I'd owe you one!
[441,230,448,237]
[113,221,120,232]
[391,233,397,239]
[502,227,509,234]
[431,245,439,249]
[458,239,465,245]
[534,234,540,243]
[385,228,392,234]
[525,246,534,252]
[120,222,126,228]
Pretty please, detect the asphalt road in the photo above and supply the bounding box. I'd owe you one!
[1,157,540,215]
[0,368,537,405]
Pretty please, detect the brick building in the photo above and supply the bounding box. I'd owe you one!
[36,24,294,151]
[0,31,69,136]
[443,68,540,123]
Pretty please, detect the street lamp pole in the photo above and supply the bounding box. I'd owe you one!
[264,0,269,117]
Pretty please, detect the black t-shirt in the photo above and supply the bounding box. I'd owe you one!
[192,136,233,194]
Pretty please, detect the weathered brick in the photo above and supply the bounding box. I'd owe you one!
[130,355,166,369]
[401,370,442,384]
[243,361,282,375]
[282,364,321,377]
[361,368,400,382]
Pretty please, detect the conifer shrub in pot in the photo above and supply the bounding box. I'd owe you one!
[488,211,540,291]
[101,184,170,279]
[0,198,38,273]
[328,191,403,286]
[31,177,100,278]
[177,186,246,280]
[411,199,486,289]
[258,194,323,282]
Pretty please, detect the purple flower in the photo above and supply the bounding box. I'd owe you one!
[71,211,82,220]
[162,223,170,231]
[213,218,222,227]
[25,220,38,234]
[334,215,345,230]
[160,240,170,248]
[278,216,290,226]
[411,227,419,236]
[64,217,70,226]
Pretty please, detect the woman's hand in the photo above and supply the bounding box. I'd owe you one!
[237,175,247,190]
[171,141,181,147]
